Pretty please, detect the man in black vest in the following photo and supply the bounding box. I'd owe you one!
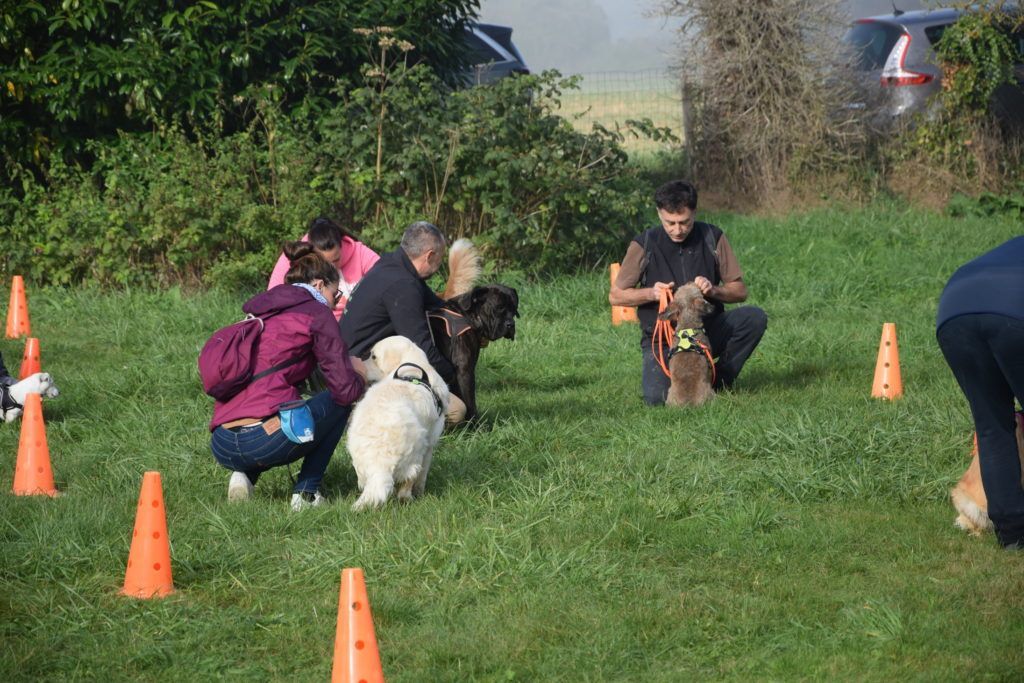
[609,180,767,405]
[340,221,467,423]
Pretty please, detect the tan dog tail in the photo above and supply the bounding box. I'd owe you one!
[442,238,481,300]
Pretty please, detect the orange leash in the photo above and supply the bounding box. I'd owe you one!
[652,288,675,378]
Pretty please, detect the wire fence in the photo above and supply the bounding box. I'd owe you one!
[556,69,687,155]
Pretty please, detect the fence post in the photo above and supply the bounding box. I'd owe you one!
[680,77,694,177]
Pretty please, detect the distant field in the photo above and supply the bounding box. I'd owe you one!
[556,70,685,155]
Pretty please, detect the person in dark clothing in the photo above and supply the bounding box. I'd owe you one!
[609,179,767,405]
[937,236,1024,549]
[209,242,367,511]
[340,221,468,423]
[0,353,14,387]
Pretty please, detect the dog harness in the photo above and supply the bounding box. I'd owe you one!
[667,327,717,386]
[393,363,444,417]
[0,383,22,421]
[427,308,473,338]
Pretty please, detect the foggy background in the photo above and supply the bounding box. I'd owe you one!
[479,0,930,74]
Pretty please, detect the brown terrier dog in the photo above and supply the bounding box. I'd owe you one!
[657,283,716,407]
[951,412,1024,535]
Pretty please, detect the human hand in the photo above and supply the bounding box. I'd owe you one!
[349,356,368,381]
[651,281,675,302]
[693,276,713,296]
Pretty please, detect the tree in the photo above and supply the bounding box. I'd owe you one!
[0,0,479,182]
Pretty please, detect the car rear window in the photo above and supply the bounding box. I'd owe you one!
[924,24,950,45]
[845,21,903,71]
[464,31,505,65]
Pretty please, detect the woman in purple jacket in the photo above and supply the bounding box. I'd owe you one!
[210,242,367,510]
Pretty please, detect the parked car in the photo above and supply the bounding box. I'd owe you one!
[461,23,530,86]
[842,6,1024,129]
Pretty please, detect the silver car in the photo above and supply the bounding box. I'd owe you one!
[843,7,1024,129]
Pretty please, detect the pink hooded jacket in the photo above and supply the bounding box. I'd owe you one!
[267,234,380,320]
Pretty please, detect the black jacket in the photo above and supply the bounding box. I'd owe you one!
[633,221,723,336]
[0,352,14,386]
[339,249,456,386]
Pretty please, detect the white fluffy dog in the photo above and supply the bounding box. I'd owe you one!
[2,372,60,422]
[346,336,450,511]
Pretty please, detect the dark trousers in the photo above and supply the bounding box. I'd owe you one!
[642,305,768,405]
[210,391,351,494]
[938,313,1024,547]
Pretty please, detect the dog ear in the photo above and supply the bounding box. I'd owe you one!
[658,300,681,321]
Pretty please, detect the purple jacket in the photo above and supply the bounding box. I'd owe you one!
[210,285,365,430]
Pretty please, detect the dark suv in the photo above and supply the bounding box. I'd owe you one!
[843,7,1024,128]
[461,23,530,86]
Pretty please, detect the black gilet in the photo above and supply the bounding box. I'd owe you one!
[633,221,723,336]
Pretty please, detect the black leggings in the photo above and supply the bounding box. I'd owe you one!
[938,313,1024,546]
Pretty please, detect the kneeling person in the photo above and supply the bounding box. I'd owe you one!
[340,221,467,424]
[208,242,367,510]
[609,180,767,405]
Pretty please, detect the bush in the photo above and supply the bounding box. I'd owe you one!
[0,66,665,288]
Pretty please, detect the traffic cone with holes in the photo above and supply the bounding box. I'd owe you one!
[6,275,30,338]
[610,263,638,326]
[332,568,384,683]
[11,393,57,497]
[871,322,903,400]
[19,337,41,379]
[121,471,174,598]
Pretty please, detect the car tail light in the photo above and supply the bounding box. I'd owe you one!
[881,33,933,86]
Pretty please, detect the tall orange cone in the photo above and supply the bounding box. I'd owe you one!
[610,263,638,326]
[332,568,384,683]
[121,471,174,598]
[6,275,30,338]
[19,337,41,378]
[11,393,58,497]
[871,322,903,400]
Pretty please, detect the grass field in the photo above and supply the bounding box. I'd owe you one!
[1,204,1023,680]
[557,71,684,154]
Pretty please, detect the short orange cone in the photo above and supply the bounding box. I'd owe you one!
[19,337,41,378]
[871,322,903,400]
[332,568,384,683]
[121,471,175,598]
[12,393,58,497]
[610,263,638,326]
[6,275,30,338]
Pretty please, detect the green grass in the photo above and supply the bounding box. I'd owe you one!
[2,205,1023,681]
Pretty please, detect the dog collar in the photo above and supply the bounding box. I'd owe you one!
[393,363,444,416]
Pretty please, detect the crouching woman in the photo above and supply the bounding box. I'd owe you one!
[209,242,367,510]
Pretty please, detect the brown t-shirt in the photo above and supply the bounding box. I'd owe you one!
[615,231,743,290]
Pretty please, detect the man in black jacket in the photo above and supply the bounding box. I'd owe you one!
[340,221,467,423]
[609,180,767,405]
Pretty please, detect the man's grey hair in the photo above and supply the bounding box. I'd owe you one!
[400,221,446,258]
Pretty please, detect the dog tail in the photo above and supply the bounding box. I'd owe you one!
[442,238,481,300]
[352,472,394,512]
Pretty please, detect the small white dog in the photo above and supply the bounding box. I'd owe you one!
[2,372,60,422]
[346,336,449,511]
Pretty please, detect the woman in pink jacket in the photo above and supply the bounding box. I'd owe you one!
[267,217,379,320]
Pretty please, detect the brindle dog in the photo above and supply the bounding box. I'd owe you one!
[429,285,519,421]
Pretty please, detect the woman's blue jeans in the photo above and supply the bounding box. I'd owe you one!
[210,391,351,494]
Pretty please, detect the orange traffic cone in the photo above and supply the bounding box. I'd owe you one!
[871,322,903,400]
[121,471,174,598]
[12,393,58,497]
[19,337,41,379]
[610,263,638,326]
[6,275,30,338]
[332,568,384,683]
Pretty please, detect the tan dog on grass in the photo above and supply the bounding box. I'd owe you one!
[950,413,1024,535]
[657,283,716,407]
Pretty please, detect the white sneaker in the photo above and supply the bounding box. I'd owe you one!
[227,472,254,502]
[290,491,327,511]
